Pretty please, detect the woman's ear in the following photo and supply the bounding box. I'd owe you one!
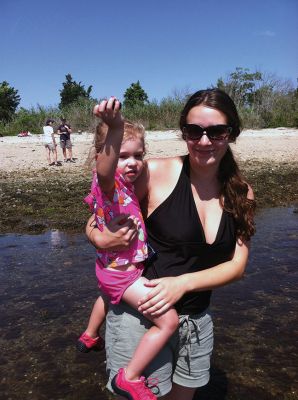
[95,153,98,160]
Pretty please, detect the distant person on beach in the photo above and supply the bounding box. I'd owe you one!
[87,89,256,399]
[42,119,60,166]
[78,99,178,399]
[57,117,75,163]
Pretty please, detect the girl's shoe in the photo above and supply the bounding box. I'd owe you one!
[76,332,105,353]
[111,368,157,400]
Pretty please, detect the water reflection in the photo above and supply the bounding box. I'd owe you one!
[0,207,297,400]
[50,229,62,248]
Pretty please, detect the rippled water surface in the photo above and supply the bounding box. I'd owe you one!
[0,207,297,400]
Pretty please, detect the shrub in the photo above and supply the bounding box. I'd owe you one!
[0,105,60,136]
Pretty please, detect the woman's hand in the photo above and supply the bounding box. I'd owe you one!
[138,276,187,316]
[93,97,123,129]
[86,213,138,251]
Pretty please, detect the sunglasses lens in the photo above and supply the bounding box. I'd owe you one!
[183,125,203,140]
[183,125,231,141]
[208,125,231,140]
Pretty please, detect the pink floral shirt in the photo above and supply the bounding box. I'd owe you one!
[84,171,148,268]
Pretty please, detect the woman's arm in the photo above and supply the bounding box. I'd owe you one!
[51,129,56,146]
[137,239,250,316]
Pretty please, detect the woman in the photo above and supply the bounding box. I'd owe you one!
[87,88,256,399]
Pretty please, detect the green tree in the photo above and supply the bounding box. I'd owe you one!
[123,80,149,108]
[217,67,262,108]
[0,81,21,122]
[217,68,298,128]
[59,74,92,109]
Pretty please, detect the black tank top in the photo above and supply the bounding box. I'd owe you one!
[144,155,236,315]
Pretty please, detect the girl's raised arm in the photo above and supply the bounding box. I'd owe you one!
[93,97,124,193]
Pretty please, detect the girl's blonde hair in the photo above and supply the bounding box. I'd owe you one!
[86,119,146,168]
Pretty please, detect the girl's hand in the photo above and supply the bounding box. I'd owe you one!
[138,276,186,316]
[105,214,139,250]
[93,97,123,129]
[86,213,138,251]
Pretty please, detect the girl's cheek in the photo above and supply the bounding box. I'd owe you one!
[117,160,126,171]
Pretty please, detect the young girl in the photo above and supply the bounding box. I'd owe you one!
[78,97,179,400]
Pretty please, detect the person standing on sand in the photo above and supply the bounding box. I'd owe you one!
[57,117,75,163]
[42,119,61,166]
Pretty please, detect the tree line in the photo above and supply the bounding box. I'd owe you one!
[0,67,297,136]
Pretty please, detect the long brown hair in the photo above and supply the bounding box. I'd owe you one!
[180,88,256,240]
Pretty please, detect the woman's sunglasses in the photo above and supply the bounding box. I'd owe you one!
[182,124,232,141]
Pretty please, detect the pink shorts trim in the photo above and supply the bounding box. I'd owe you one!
[96,261,144,304]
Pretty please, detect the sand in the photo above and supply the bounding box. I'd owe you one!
[1,127,298,173]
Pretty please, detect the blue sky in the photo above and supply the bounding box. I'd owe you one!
[1,0,297,109]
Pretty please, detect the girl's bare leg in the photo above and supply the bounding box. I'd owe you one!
[85,296,108,338]
[46,147,51,164]
[53,148,58,163]
[121,277,179,381]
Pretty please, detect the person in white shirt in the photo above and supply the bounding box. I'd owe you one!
[42,119,60,166]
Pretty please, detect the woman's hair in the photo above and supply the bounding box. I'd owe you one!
[180,88,241,141]
[85,119,146,168]
[180,88,256,240]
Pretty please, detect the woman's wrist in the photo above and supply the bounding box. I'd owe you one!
[179,273,194,294]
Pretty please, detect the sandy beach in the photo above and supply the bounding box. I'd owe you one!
[1,127,298,172]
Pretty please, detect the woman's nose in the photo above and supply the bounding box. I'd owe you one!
[199,133,212,145]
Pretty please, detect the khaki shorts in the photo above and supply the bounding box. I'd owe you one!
[44,143,56,152]
[105,302,213,397]
[60,139,72,149]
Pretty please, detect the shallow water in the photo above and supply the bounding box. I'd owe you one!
[0,207,297,400]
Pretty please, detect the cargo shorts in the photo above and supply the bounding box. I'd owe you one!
[60,139,72,149]
[105,302,213,397]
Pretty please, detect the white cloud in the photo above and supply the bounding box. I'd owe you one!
[256,30,276,37]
